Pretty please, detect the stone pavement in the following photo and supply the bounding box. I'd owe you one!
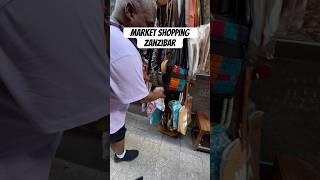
[110,112,210,180]
[49,111,210,180]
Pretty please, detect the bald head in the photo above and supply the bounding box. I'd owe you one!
[112,0,157,27]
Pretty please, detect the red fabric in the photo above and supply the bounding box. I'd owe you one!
[215,74,240,81]
[189,0,195,27]
[216,74,230,80]
[212,20,225,37]
[176,66,181,74]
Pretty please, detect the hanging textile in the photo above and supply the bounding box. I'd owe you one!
[212,18,250,44]
[188,23,210,79]
[188,0,195,27]
[201,0,211,24]
[155,0,210,136]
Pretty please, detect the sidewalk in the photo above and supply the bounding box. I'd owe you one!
[110,112,210,180]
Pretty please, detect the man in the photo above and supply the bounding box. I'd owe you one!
[0,0,108,179]
[110,0,164,162]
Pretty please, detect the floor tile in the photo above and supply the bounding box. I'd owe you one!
[179,151,203,173]
[177,169,203,180]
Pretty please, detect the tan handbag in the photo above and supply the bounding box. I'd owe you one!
[160,59,169,74]
[178,95,192,135]
[178,82,193,135]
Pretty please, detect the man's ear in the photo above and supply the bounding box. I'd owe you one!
[124,2,135,21]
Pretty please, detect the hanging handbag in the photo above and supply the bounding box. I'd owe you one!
[178,83,192,135]
[168,100,182,130]
[164,40,188,93]
[163,0,188,93]
[164,63,188,92]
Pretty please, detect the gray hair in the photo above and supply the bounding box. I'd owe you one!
[113,0,157,14]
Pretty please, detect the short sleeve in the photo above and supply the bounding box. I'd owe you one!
[110,55,148,104]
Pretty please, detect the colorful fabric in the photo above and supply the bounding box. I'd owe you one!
[149,108,162,125]
[212,54,241,80]
[147,102,157,114]
[165,65,187,93]
[169,100,182,129]
[212,18,249,43]
[212,54,242,95]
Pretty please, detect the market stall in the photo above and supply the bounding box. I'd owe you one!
[142,0,211,152]
[211,0,262,180]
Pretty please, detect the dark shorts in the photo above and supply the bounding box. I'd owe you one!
[110,126,126,144]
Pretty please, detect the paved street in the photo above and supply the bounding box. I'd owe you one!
[49,110,210,180]
[110,112,210,180]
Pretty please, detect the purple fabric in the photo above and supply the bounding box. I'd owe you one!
[109,21,138,50]
[110,25,148,134]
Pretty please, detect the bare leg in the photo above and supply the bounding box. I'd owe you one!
[111,139,125,155]
[111,138,139,162]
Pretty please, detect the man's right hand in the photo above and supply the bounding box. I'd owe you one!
[154,87,165,98]
[155,90,166,99]
[140,87,165,103]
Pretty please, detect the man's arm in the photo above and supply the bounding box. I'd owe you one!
[139,90,165,103]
